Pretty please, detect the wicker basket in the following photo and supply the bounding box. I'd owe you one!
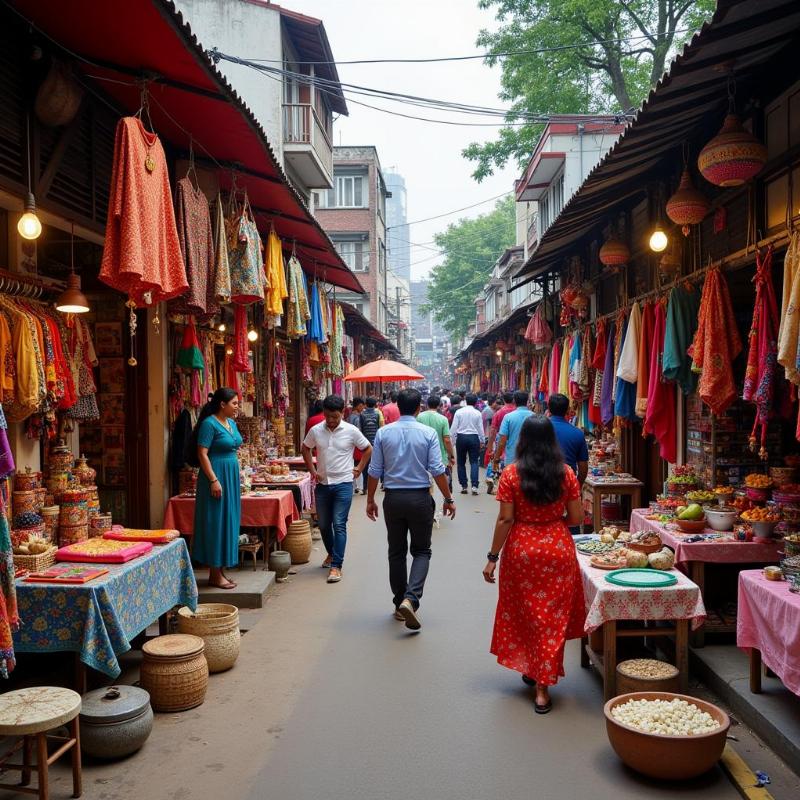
[140,634,208,712]
[284,520,312,564]
[13,545,58,572]
[616,659,679,695]
[177,606,240,673]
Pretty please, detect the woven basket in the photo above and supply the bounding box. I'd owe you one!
[177,605,240,673]
[284,522,312,564]
[140,634,208,712]
[13,545,57,572]
[616,659,679,695]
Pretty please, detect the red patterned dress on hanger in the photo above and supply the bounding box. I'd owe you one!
[491,465,586,686]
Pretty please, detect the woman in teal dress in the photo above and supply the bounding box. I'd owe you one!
[191,388,242,589]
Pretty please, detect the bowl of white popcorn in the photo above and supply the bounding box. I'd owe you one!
[603,692,730,779]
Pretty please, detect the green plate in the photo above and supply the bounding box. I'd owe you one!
[605,569,678,588]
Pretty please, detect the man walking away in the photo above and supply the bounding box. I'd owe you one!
[485,392,514,494]
[349,396,365,493]
[418,395,455,494]
[493,390,533,470]
[302,395,371,583]
[548,393,589,534]
[358,397,382,493]
[450,393,485,495]
[381,391,400,424]
[366,389,456,630]
[480,394,498,464]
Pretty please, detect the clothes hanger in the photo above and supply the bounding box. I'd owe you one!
[185,137,200,192]
[135,81,156,134]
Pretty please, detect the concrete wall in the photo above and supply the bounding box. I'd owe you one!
[175,0,283,162]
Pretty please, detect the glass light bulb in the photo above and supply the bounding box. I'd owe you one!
[495,350,502,357]
[247,329,258,342]
[17,211,42,240]
[218,323,226,332]
[649,228,668,252]
[225,346,234,355]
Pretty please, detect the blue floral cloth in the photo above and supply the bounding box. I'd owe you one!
[13,539,197,677]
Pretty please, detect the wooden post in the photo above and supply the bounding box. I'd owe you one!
[603,620,617,699]
[749,648,762,693]
[36,733,49,800]
[70,716,82,798]
[675,618,689,692]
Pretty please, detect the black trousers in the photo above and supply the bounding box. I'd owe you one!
[383,489,434,610]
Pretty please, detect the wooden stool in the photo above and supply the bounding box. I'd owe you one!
[0,687,82,799]
[238,541,263,570]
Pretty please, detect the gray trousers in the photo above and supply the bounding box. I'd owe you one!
[383,489,434,610]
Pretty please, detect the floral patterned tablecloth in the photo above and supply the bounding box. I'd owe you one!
[13,539,197,677]
[577,553,706,633]
[629,510,782,567]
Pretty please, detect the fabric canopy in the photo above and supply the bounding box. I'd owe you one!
[345,360,424,383]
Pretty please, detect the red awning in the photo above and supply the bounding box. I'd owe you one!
[10,0,363,294]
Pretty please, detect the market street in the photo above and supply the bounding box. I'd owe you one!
[64,489,793,800]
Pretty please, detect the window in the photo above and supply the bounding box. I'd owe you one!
[319,174,367,208]
[332,237,367,272]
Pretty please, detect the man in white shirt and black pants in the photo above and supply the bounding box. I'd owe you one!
[302,395,372,584]
[449,393,486,495]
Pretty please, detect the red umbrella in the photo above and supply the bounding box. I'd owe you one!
[344,359,424,383]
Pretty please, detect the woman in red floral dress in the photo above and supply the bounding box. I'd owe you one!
[483,415,585,713]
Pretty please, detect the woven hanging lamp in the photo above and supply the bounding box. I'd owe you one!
[598,235,631,268]
[666,168,710,235]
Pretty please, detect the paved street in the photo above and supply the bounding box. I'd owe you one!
[74,489,779,800]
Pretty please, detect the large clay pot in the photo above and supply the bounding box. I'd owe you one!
[268,549,291,580]
[284,520,312,564]
[79,686,153,759]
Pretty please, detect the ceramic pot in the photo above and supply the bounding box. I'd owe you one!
[268,550,292,580]
[89,513,113,538]
[79,686,153,759]
[49,440,74,473]
[73,454,97,486]
[12,491,37,516]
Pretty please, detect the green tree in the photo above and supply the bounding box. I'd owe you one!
[465,0,715,180]
[423,196,516,340]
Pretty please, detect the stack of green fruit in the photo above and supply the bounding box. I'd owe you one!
[676,503,704,521]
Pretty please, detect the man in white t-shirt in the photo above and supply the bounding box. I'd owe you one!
[302,394,371,584]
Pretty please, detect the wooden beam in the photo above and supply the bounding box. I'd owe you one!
[36,99,86,199]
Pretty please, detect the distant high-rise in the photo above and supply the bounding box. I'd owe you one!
[385,171,410,284]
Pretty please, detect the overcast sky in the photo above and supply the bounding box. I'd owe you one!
[291,0,520,281]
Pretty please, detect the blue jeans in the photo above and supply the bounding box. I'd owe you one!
[315,482,354,569]
[456,434,481,489]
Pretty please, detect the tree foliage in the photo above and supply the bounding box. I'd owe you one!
[423,196,516,340]
[465,0,715,181]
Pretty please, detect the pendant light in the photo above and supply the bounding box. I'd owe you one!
[17,113,42,240]
[56,223,90,314]
[666,146,710,236]
[648,184,669,253]
[247,328,259,342]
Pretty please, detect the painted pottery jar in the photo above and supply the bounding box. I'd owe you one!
[49,439,74,473]
[88,513,113,538]
[60,504,88,527]
[73,454,97,487]
[79,686,153,759]
[14,467,42,492]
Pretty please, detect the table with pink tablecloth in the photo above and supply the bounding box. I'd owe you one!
[164,490,299,541]
[737,570,800,696]
[578,553,706,633]
[255,473,314,512]
[629,510,782,568]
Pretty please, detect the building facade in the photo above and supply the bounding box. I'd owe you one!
[315,146,391,334]
[385,170,410,284]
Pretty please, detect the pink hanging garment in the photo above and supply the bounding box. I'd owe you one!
[232,305,251,373]
[644,301,677,463]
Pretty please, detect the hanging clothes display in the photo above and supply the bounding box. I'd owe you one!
[213,195,232,304]
[265,229,289,318]
[525,304,552,347]
[227,191,264,305]
[689,267,742,416]
[590,320,607,426]
[99,117,188,306]
[614,312,638,422]
[0,405,14,480]
[743,245,779,456]
[778,231,800,384]
[636,302,655,418]
[600,321,617,426]
[558,336,571,396]
[65,318,100,422]
[611,310,626,403]
[663,284,701,394]
[171,177,217,318]
[306,280,326,342]
[286,256,311,339]
[232,305,251,373]
[0,502,17,678]
[644,301,677,464]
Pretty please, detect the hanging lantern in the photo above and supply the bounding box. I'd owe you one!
[698,114,767,187]
[598,235,630,267]
[666,168,710,235]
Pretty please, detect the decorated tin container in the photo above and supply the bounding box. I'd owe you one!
[41,506,60,541]
[89,513,113,538]
[12,490,37,516]
[47,471,70,498]
[59,523,89,546]
[60,504,88,527]
[84,485,100,512]
[79,686,153,759]
[73,454,97,487]
[33,487,47,511]
[48,440,74,473]
[14,467,42,492]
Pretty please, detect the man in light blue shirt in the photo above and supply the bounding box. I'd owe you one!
[367,389,456,631]
[493,390,533,469]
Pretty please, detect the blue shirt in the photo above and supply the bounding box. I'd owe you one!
[499,407,533,464]
[550,415,589,472]
[368,416,446,488]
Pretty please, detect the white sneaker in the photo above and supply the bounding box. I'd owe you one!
[397,598,421,630]
[471,487,479,495]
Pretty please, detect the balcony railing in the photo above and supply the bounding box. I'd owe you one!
[527,214,539,252]
[282,103,333,180]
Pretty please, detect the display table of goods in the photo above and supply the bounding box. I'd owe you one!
[576,552,706,700]
[250,469,314,512]
[164,490,299,542]
[737,568,800,696]
[12,538,197,682]
[582,475,644,532]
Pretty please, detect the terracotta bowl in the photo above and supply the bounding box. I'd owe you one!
[604,692,730,780]
[675,518,707,533]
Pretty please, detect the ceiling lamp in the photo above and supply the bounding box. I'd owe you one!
[649,225,669,253]
[56,223,89,313]
[247,328,258,342]
[218,322,226,332]
[18,192,42,240]
[598,234,630,268]
[666,168,710,235]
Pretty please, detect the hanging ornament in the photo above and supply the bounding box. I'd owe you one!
[598,234,630,268]
[666,168,710,235]
[126,300,138,367]
[698,114,767,187]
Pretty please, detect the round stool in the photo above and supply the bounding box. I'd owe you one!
[0,687,82,799]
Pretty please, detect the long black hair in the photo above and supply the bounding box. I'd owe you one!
[515,415,566,505]
[185,387,238,466]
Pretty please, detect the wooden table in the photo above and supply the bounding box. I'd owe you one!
[737,569,800,695]
[583,476,643,533]
[577,552,706,699]
[630,510,782,646]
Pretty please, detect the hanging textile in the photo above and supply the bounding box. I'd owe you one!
[636,302,655,418]
[611,310,626,402]
[0,405,14,480]
[569,332,584,400]
[614,313,638,422]
[176,319,205,375]
[590,320,607,424]
[548,342,560,401]
[743,245,778,457]
[307,280,326,342]
[265,230,289,317]
[0,499,17,678]
[99,117,188,306]
[329,303,345,377]
[689,267,742,416]
[273,345,289,416]
[778,231,800,384]
[663,284,701,395]
[616,301,641,384]
[644,301,677,464]
[286,256,311,339]
[213,195,231,304]
[600,321,617,426]
[171,177,216,318]
[227,192,264,305]
[538,350,550,400]
[232,305,251,373]
[524,304,552,347]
